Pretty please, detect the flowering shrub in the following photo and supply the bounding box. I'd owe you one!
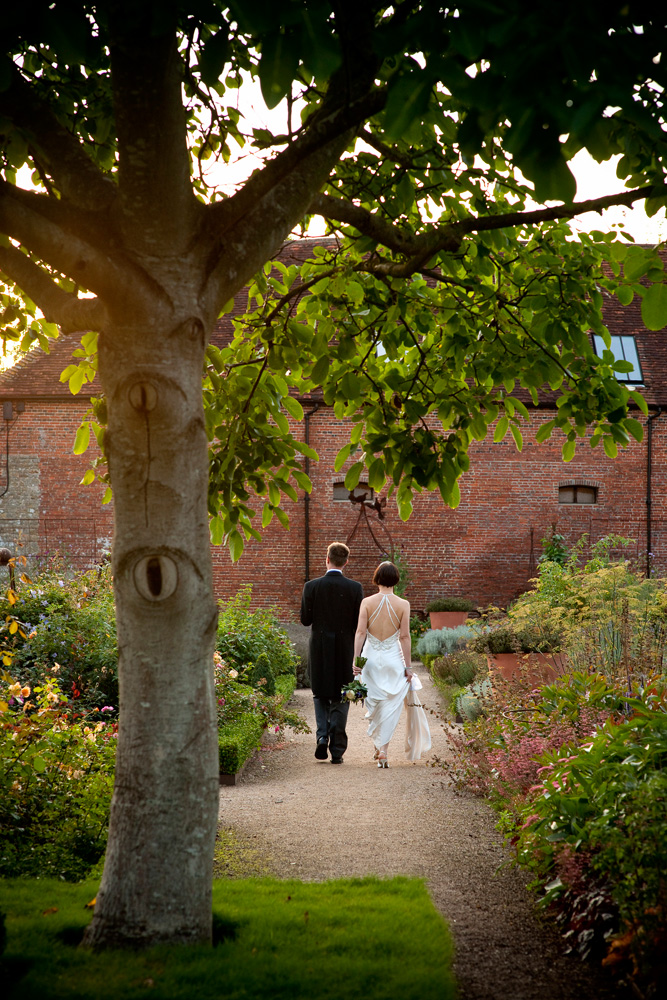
[513,699,667,986]
[1,562,118,715]
[445,660,667,992]
[213,652,307,736]
[216,584,298,683]
[0,671,116,880]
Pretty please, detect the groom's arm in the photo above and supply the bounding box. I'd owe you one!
[300,582,313,626]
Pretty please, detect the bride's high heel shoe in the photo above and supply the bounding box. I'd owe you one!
[377,751,388,769]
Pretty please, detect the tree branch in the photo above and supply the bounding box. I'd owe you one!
[0,244,108,334]
[0,63,116,212]
[0,186,163,321]
[200,88,387,249]
[311,185,665,280]
[454,186,663,235]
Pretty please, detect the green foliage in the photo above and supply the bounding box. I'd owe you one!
[0,673,115,881]
[431,652,483,689]
[2,563,118,716]
[217,673,300,775]
[217,714,264,775]
[538,528,569,567]
[246,655,276,696]
[513,699,667,984]
[0,876,456,1000]
[425,597,475,613]
[416,624,477,660]
[455,680,492,723]
[216,585,298,680]
[389,547,412,598]
[509,535,667,680]
[2,5,666,559]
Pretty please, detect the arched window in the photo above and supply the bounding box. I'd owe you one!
[558,484,598,504]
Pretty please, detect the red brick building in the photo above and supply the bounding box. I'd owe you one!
[1,242,665,613]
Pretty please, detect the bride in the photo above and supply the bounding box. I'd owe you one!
[352,561,431,768]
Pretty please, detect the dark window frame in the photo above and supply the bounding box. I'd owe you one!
[558,484,598,505]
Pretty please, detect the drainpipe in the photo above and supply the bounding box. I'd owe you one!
[303,402,320,582]
[646,406,662,578]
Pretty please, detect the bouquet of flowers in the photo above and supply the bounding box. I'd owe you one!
[341,658,368,704]
[341,678,368,704]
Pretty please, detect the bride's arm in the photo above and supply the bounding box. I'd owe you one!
[353,602,369,672]
[399,602,413,679]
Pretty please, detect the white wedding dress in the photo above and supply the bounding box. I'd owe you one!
[361,595,431,760]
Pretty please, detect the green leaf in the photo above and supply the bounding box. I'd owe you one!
[510,424,523,452]
[283,395,304,420]
[367,458,385,491]
[228,528,244,562]
[616,285,634,307]
[344,462,364,490]
[641,283,667,331]
[292,470,312,493]
[259,30,300,109]
[79,469,95,485]
[384,72,433,141]
[274,507,290,529]
[73,423,90,455]
[627,390,648,416]
[397,495,413,521]
[603,436,618,459]
[493,417,509,442]
[562,439,576,462]
[334,443,352,472]
[68,367,87,395]
[261,502,274,528]
[210,516,225,546]
[536,420,556,443]
[199,26,231,86]
[32,755,47,773]
[102,487,113,505]
[311,354,330,384]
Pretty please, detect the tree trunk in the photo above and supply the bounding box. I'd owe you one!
[83,314,219,948]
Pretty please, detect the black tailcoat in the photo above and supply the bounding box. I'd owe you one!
[300,570,364,699]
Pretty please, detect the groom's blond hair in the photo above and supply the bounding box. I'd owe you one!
[327,542,350,567]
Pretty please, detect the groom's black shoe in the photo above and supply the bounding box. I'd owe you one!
[330,757,344,764]
[315,740,328,760]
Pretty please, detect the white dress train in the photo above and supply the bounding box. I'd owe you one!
[361,595,431,761]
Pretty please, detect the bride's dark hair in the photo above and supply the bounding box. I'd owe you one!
[373,561,400,587]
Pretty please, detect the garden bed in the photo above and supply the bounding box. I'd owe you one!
[218,673,297,783]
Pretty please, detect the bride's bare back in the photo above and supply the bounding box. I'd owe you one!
[364,592,408,641]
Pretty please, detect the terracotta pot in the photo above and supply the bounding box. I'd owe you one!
[486,651,560,685]
[429,610,469,629]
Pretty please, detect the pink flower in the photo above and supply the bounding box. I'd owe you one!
[520,813,541,829]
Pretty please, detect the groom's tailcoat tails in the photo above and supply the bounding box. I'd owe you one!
[300,571,363,699]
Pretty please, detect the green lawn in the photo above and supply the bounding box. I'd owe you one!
[1,875,456,1000]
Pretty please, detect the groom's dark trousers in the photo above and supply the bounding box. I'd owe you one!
[300,569,363,760]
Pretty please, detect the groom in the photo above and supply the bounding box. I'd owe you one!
[300,542,364,764]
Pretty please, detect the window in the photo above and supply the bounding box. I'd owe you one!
[593,335,643,384]
[559,485,597,504]
[333,482,374,502]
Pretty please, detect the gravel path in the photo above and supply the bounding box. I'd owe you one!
[218,663,624,1000]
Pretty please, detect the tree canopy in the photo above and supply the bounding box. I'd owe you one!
[1,3,666,555]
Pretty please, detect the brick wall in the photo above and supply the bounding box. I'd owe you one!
[210,406,666,614]
[0,401,113,573]
[1,391,664,615]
